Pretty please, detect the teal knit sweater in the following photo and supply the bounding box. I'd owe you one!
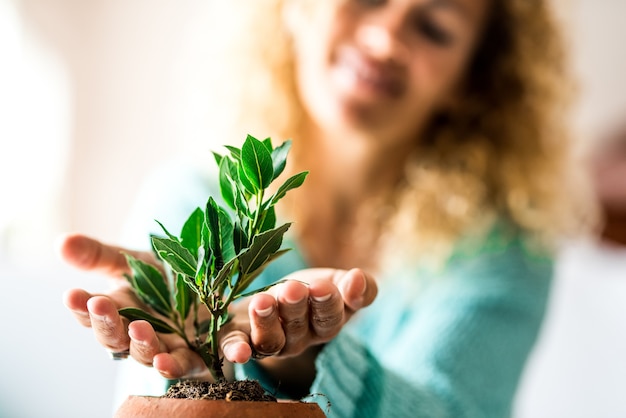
[235,229,552,418]
[121,165,553,418]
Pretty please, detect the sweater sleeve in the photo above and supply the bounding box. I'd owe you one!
[311,331,449,418]
[309,240,553,418]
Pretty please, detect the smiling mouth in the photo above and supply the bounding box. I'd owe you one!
[334,48,405,100]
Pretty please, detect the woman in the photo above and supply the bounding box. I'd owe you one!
[61,0,590,416]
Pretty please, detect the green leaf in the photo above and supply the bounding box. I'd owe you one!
[118,308,177,334]
[211,257,238,291]
[212,151,223,167]
[233,181,250,218]
[225,145,258,195]
[205,197,224,271]
[163,264,179,298]
[194,244,210,289]
[269,171,309,206]
[262,137,273,152]
[238,223,291,276]
[271,140,291,180]
[203,311,231,336]
[124,255,172,317]
[259,206,276,233]
[154,221,179,243]
[225,145,241,161]
[152,237,197,278]
[218,311,232,329]
[201,216,211,256]
[233,222,248,254]
[180,207,204,257]
[204,198,236,270]
[235,278,291,300]
[175,274,193,320]
[218,207,236,263]
[237,158,258,195]
[236,248,290,292]
[218,158,236,210]
[241,134,274,190]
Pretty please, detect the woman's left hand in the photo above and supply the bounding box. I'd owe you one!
[222,268,378,362]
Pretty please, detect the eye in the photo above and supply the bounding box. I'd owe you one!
[414,15,453,46]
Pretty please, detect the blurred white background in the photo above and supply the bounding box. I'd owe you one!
[0,0,624,417]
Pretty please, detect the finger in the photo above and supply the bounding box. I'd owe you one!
[336,268,377,312]
[275,281,310,354]
[153,348,207,379]
[281,268,377,308]
[128,320,166,367]
[56,233,151,277]
[308,279,344,340]
[248,293,285,356]
[220,329,253,364]
[63,288,94,327]
[86,296,130,352]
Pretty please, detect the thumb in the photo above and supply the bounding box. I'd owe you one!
[56,233,142,277]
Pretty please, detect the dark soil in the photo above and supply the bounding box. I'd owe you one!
[163,379,277,402]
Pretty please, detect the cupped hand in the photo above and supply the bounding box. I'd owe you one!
[60,233,209,378]
[222,268,377,361]
[59,233,378,380]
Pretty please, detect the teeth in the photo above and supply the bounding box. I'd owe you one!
[348,57,379,85]
[358,67,378,84]
[337,50,399,95]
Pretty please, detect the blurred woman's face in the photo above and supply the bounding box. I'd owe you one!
[287,0,488,145]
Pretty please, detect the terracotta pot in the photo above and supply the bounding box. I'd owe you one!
[114,396,326,418]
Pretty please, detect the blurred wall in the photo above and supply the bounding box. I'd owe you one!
[568,0,626,141]
[5,0,218,262]
[0,0,71,264]
[1,2,217,418]
[514,4,626,417]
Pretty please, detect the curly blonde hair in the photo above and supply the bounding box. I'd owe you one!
[205,0,594,264]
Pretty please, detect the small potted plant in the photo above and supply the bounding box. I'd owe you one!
[113,135,325,417]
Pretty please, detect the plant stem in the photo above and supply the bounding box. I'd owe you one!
[209,308,225,382]
[193,298,200,340]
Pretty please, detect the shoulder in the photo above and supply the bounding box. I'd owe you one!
[365,220,555,341]
[386,219,554,304]
[445,221,554,295]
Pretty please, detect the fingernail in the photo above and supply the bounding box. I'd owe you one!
[345,268,366,296]
[222,345,236,363]
[284,294,305,305]
[71,309,90,318]
[357,270,367,296]
[255,306,274,318]
[128,332,145,346]
[312,294,331,303]
[90,313,107,322]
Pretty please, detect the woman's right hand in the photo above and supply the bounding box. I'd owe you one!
[59,233,217,379]
[60,233,150,354]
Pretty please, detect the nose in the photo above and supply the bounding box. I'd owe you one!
[355,12,408,62]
